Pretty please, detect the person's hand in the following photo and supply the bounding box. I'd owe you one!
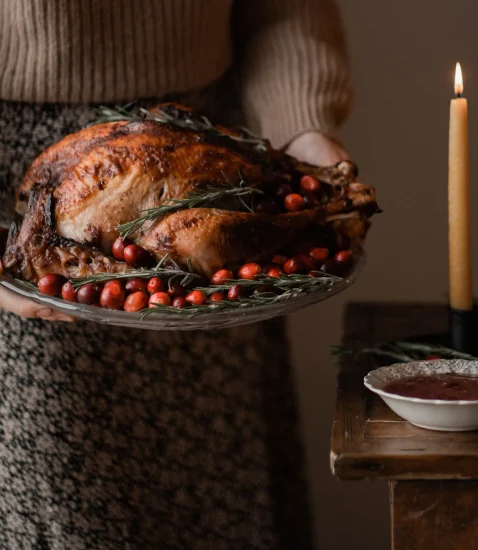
[285,131,348,166]
[0,258,74,321]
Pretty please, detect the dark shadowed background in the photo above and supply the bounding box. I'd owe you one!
[288,1,478,548]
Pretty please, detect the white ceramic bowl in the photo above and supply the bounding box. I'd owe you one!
[364,360,478,431]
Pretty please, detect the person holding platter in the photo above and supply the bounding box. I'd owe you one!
[0,0,352,548]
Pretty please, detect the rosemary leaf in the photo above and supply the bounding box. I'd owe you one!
[117,182,263,238]
[140,272,343,317]
[91,105,269,152]
[70,259,200,289]
[195,273,341,295]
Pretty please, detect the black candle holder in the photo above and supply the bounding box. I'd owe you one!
[449,307,476,355]
[404,303,477,356]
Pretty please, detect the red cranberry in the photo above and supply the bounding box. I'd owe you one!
[149,292,171,308]
[104,280,120,290]
[284,193,306,212]
[112,237,130,260]
[209,292,225,303]
[309,247,329,263]
[267,267,284,278]
[167,283,186,298]
[283,257,306,275]
[297,253,316,272]
[38,274,66,297]
[100,281,126,310]
[77,282,102,305]
[211,269,234,285]
[300,175,321,193]
[172,297,187,309]
[61,281,77,302]
[125,278,148,294]
[123,244,150,267]
[335,250,353,265]
[185,290,207,306]
[227,285,248,301]
[124,291,149,312]
[238,263,262,280]
[147,277,165,294]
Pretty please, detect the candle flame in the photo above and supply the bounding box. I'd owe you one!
[455,62,464,96]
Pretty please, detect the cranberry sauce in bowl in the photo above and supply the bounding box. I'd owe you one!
[364,360,478,431]
[383,374,478,401]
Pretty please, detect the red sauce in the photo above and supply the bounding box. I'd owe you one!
[383,374,478,401]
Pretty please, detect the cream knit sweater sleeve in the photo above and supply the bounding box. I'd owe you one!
[233,0,353,148]
[0,0,352,149]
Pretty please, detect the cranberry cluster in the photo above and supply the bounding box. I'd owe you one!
[254,175,323,215]
[35,243,354,312]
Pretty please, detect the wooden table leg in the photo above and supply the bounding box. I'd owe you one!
[390,480,478,550]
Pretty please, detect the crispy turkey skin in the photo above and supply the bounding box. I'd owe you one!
[3,104,378,282]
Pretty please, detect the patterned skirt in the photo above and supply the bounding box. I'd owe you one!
[0,99,313,550]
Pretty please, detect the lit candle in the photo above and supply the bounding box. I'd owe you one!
[449,62,472,312]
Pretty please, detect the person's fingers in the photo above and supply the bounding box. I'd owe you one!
[285,131,349,166]
[311,143,348,166]
[0,286,74,322]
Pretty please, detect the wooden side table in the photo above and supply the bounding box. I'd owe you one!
[330,302,478,550]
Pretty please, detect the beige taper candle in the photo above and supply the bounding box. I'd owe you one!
[449,62,473,311]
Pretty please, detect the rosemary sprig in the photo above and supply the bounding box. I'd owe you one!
[141,276,340,318]
[92,104,137,124]
[70,255,200,289]
[331,341,477,364]
[141,272,342,317]
[140,294,281,319]
[196,273,342,295]
[91,105,269,152]
[117,181,263,238]
[13,263,346,317]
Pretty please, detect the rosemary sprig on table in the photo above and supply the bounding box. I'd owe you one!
[117,181,263,238]
[331,341,477,364]
[70,256,200,289]
[91,105,269,152]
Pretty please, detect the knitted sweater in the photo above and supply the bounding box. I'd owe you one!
[0,0,352,147]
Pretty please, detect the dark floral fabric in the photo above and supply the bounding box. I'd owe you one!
[0,100,313,550]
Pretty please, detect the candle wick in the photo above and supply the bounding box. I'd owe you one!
[456,93,462,98]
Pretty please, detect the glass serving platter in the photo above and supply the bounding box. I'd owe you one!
[0,255,363,331]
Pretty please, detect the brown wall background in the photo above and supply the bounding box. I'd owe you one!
[288,1,478,548]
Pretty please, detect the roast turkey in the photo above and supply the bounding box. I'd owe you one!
[3,104,378,282]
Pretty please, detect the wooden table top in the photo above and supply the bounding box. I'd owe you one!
[331,302,478,481]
